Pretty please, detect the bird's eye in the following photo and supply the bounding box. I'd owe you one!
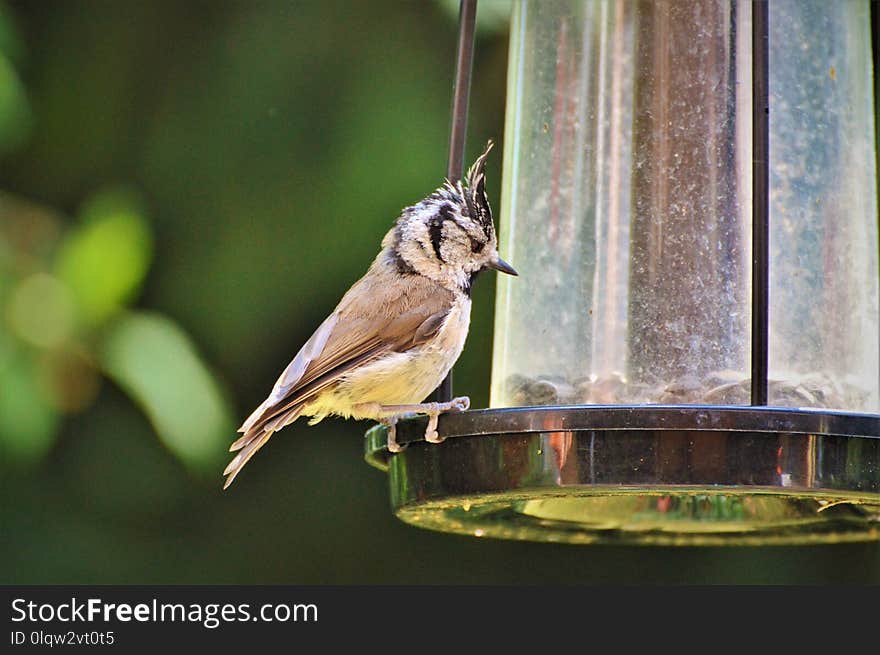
[470,237,485,254]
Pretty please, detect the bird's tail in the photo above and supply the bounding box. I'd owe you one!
[222,404,304,489]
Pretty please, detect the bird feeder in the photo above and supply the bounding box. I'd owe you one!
[365,0,880,545]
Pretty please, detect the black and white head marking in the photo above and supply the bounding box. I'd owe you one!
[401,186,489,276]
[381,142,508,293]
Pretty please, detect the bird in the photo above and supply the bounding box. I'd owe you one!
[223,141,517,489]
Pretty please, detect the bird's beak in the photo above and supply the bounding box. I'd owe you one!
[487,256,518,276]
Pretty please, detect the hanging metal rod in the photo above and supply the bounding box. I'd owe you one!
[437,0,478,403]
[751,0,770,406]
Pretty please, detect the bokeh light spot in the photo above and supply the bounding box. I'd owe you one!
[55,188,152,327]
[7,272,75,348]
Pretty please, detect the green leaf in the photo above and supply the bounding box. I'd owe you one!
[55,188,153,327]
[99,311,234,474]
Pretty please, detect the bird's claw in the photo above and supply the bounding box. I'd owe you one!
[384,417,407,454]
[424,412,445,444]
[424,396,469,444]
[425,430,444,444]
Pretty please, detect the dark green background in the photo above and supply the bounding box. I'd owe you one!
[2,0,878,584]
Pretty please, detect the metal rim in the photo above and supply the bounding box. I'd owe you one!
[365,404,880,470]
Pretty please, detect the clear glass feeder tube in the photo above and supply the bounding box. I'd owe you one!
[491,0,879,413]
[767,0,879,412]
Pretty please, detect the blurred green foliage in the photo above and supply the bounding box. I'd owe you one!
[101,312,232,473]
[1,0,878,584]
[0,182,234,473]
[0,53,29,153]
[0,3,235,471]
[56,189,153,327]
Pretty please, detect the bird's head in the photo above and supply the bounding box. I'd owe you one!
[384,141,518,293]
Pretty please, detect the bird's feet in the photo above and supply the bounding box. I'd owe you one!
[423,396,470,443]
[381,415,405,453]
[361,396,470,453]
[379,396,470,445]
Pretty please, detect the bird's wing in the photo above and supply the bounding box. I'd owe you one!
[235,269,454,441]
[237,311,340,433]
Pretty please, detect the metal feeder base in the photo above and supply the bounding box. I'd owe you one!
[364,406,880,546]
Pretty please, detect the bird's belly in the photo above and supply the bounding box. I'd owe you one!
[346,351,448,403]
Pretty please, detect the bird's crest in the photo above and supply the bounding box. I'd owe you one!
[463,140,494,237]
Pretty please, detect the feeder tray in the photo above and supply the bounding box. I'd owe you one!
[365,406,880,545]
